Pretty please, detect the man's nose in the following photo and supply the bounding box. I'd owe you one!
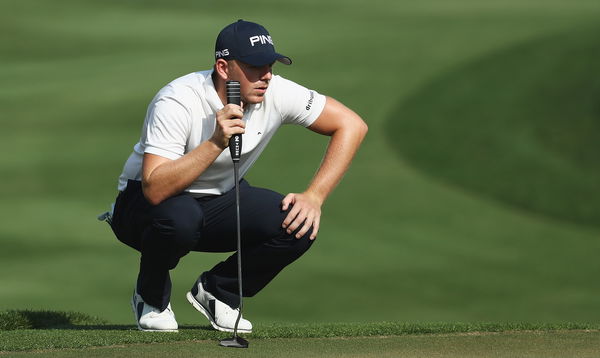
[259,66,272,81]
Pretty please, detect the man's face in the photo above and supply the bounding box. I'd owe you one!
[228,60,274,104]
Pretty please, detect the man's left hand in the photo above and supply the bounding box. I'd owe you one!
[281,192,322,240]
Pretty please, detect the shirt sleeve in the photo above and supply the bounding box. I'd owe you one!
[274,77,327,127]
[143,96,191,160]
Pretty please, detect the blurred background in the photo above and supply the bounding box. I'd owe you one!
[1,0,599,325]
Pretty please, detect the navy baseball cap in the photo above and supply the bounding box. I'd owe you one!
[215,20,292,66]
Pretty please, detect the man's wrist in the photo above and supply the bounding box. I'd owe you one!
[304,189,326,206]
[207,137,227,151]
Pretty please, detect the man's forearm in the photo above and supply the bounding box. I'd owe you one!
[305,119,368,203]
[142,139,224,205]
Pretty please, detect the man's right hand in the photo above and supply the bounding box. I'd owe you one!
[142,104,244,205]
[210,104,245,149]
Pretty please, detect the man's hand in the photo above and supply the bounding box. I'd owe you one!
[281,192,323,240]
[210,104,245,149]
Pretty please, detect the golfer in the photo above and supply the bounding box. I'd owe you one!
[108,19,367,332]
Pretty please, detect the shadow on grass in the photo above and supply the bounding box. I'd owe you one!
[50,324,215,331]
[0,309,213,331]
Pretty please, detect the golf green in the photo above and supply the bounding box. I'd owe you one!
[3,331,600,358]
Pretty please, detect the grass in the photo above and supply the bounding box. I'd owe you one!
[4,333,600,358]
[1,310,600,355]
[1,0,600,334]
[387,25,600,227]
[0,310,106,330]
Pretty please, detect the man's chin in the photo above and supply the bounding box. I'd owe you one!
[243,95,266,105]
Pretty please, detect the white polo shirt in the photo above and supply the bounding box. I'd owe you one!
[117,70,326,196]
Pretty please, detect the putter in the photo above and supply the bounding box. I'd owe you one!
[219,80,249,349]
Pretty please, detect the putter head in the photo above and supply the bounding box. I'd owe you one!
[219,335,249,348]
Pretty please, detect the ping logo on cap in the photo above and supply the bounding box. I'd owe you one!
[216,49,230,58]
[249,35,274,47]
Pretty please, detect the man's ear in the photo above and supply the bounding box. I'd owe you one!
[214,59,230,80]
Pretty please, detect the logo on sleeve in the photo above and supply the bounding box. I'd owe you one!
[305,91,315,111]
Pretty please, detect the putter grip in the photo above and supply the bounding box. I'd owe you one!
[226,81,242,162]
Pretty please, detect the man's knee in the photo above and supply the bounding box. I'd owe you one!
[149,194,204,251]
[259,205,316,258]
[279,226,315,259]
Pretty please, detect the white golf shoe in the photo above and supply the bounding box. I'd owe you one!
[186,280,252,333]
[131,290,178,332]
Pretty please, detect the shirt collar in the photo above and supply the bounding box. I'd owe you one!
[203,70,225,111]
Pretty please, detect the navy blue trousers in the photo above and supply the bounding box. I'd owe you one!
[110,179,314,310]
